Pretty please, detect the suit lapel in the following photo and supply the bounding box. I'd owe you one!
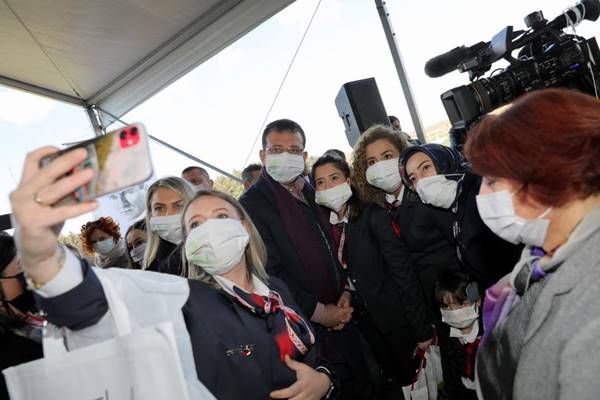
[227,293,274,383]
[523,260,578,343]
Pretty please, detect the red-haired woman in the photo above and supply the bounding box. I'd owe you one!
[80,217,128,269]
[465,89,600,400]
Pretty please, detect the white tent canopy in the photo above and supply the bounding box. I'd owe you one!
[0,0,294,129]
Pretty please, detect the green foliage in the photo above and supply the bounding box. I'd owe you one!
[213,169,244,199]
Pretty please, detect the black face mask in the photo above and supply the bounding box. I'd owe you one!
[0,272,37,315]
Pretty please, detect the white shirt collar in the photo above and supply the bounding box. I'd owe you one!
[385,185,405,205]
[213,274,270,297]
[449,321,480,343]
[329,210,348,225]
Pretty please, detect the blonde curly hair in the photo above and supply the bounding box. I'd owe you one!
[351,124,410,207]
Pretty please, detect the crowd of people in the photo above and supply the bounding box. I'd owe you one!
[1,88,600,400]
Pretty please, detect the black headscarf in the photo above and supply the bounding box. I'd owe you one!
[400,143,470,187]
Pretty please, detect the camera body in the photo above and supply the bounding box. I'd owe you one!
[435,1,600,146]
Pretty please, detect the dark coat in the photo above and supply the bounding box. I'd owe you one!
[35,261,326,400]
[390,193,462,309]
[147,238,182,276]
[0,328,42,400]
[345,204,433,343]
[239,176,343,317]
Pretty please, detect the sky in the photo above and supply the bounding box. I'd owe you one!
[2,0,599,234]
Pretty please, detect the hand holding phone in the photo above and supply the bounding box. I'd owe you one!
[40,123,154,204]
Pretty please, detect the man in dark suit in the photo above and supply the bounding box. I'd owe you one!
[240,119,374,399]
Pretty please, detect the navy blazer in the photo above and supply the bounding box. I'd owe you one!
[36,261,326,400]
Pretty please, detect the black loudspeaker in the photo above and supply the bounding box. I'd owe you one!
[0,213,12,231]
[335,77,390,147]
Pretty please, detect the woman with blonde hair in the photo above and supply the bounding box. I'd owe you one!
[8,143,336,400]
[142,176,194,273]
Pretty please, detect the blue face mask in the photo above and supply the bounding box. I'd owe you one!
[93,238,116,255]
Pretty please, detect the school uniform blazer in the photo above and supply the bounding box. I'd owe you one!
[240,176,343,318]
[391,195,462,308]
[345,204,433,343]
[35,259,325,400]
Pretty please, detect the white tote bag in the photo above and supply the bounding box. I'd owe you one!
[424,345,443,398]
[3,273,193,400]
[403,355,430,400]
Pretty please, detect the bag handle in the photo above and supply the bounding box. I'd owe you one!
[410,350,427,390]
[43,270,133,358]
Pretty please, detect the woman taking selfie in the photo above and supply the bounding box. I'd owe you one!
[465,89,600,400]
[9,149,335,399]
[143,176,194,274]
[312,154,431,398]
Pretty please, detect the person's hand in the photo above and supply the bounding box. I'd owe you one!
[336,290,352,308]
[10,147,97,284]
[319,303,353,328]
[270,355,331,400]
[417,338,433,352]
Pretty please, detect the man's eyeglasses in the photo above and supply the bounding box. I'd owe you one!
[265,146,304,155]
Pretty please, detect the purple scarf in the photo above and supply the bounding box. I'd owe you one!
[260,170,341,305]
[481,247,546,343]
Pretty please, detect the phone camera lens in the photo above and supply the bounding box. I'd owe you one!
[120,131,127,139]
[131,127,138,135]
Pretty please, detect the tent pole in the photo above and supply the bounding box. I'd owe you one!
[85,105,105,137]
[374,0,427,144]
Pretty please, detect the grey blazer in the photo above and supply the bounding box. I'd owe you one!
[479,204,600,400]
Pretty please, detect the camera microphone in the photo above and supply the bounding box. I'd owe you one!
[425,43,488,78]
[424,46,470,78]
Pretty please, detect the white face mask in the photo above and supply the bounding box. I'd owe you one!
[185,218,250,276]
[93,238,115,255]
[315,182,353,213]
[366,158,402,193]
[130,243,146,264]
[265,152,305,183]
[150,214,184,245]
[476,190,552,247]
[441,304,479,329]
[416,174,464,209]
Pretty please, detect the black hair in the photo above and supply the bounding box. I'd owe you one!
[311,155,363,221]
[434,271,480,307]
[323,149,346,161]
[242,164,262,183]
[0,232,16,274]
[388,115,399,124]
[181,166,210,177]
[125,219,147,239]
[261,119,306,149]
